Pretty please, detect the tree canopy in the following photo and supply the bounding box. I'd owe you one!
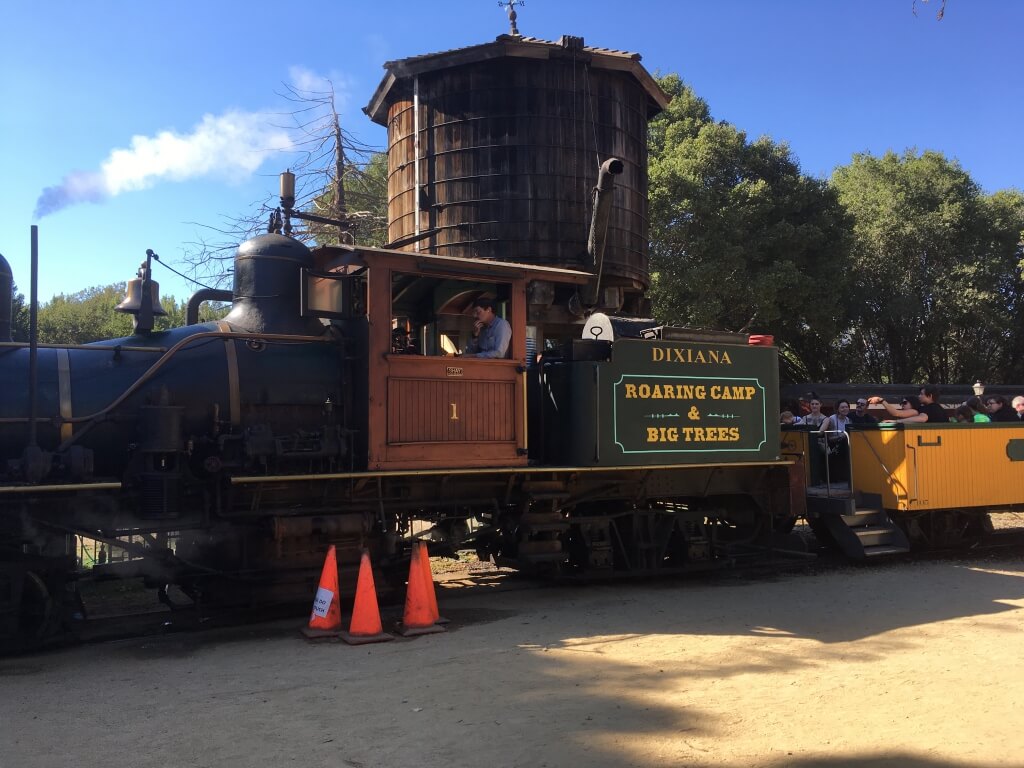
[23,284,225,344]
[184,82,386,287]
[647,75,854,382]
[646,76,1024,387]
[831,150,1024,384]
[9,284,29,342]
[306,151,388,248]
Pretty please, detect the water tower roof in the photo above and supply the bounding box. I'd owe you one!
[364,34,670,125]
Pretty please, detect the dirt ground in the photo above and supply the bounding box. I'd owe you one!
[2,554,1024,768]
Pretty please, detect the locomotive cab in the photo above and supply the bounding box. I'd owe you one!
[310,244,590,470]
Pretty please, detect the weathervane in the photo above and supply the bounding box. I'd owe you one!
[498,0,524,36]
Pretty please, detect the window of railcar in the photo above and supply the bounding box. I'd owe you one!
[389,272,510,357]
[301,266,367,319]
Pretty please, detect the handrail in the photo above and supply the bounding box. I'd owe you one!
[907,444,919,504]
[0,341,167,353]
[818,429,851,498]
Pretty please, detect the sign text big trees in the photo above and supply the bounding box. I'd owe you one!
[608,339,778,462]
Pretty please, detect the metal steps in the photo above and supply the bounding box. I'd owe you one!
[807,492,910,559]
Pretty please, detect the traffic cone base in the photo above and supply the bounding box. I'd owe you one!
[339,627,395,644]
[301,625,343,639]
[397,620,446,637]
[341,550,394,646]
[399,541,446,637]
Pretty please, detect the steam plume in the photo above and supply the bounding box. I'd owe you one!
[34,111,293,218]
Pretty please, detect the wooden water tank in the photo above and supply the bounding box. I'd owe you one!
[365,35,669,298]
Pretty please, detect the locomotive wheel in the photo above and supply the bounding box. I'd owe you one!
[713,495,765,545]
[18,571,56,646]
[899,510,992,550]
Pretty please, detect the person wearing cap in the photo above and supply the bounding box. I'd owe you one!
[848,398,877,425]
[868,385,950,423]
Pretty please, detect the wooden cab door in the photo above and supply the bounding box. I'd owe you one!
[379,355,524,468]
[366,258,527,470]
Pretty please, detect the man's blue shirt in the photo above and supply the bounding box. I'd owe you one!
[466,316,511,358]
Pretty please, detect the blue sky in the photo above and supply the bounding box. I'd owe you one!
[1,0,1021,303]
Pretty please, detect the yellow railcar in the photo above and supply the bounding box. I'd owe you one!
[784,421,1024,556]
[850,423,1024,514]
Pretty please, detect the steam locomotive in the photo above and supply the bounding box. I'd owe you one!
[0,211,795,650]
[0,33,807,649]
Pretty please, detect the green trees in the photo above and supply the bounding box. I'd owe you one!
[831,151,1024,384]
[24,284,223,344]
[184,81,386,286]
[37,285,135,343]
[305,151,389,248]
[647,75,854,382]
[646,73,1024,386]
[9,284,29,342]
[22,73,1020,384]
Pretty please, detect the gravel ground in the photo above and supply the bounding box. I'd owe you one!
[3,550,1024,768]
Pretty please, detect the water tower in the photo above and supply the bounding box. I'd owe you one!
[364,29,668,319]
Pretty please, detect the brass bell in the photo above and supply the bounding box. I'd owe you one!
[116,275,168,317]
[116,253,168,334]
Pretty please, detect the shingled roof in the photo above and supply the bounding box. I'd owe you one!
[364,34,670,125]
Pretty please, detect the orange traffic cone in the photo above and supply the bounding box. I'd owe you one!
[398,541,446,637]
[418,540,449,625]
[340,550,394,645]
[301,544,343,639]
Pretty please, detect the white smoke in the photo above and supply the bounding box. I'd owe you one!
[34,111,294,218]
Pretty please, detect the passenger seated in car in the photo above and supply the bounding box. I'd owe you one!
[801,397,827,428]
[868,385,950,423]
[961,397,990,423]
[955,403,990,423]
[1013,396,1024,421]
[986,395,1017,422]
[848,398,877,425]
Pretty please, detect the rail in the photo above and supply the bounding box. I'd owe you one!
[817,428,850,498]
